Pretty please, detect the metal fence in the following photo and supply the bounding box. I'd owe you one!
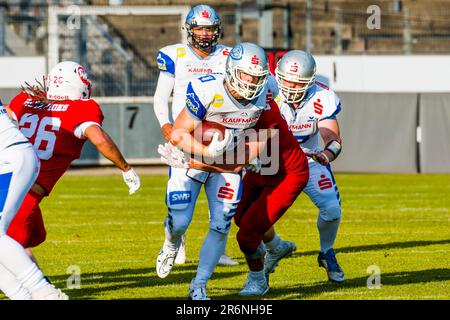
[1,0,450,96]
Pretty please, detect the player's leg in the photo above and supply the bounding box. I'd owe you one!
[0,144,67,300]
[157,167,202,278]
[188,172,242,300]
[237,172,308,296]
[303,162,344,283]
[1,190,46,299]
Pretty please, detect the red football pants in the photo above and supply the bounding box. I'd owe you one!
[234,169,309,255]
[7,190,46,248]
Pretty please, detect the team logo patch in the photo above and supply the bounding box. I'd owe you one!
[169,191,192,205]
[186,92,201,114]
[77,66,90,86]
[217,183,235,200]
[230,44,243,61]
[212,94,224,108]
[177,47,186,58]
[201,10,210,18]
[157,53,167,71]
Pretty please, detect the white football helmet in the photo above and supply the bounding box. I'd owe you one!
[275,50,316,103]
[46,61,92,101]
[225,42,269,100]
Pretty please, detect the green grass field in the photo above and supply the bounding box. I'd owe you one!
[2,173,449,300]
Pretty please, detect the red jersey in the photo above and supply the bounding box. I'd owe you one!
[9,92,104,193]
[254,99,307,174]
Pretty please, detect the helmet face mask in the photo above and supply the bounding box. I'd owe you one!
[185,5,222,51]
[275,50,316,104]
[225,43,269,101]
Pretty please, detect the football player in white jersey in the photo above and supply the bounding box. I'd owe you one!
[0,101,67,299]
[269,50,345,283]
[157,42,276,299]
[153,4,237,266]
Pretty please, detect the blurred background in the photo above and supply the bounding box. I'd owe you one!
[1,0,449,173]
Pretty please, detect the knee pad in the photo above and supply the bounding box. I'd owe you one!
[319,204,341,222]
[209,202,238,234]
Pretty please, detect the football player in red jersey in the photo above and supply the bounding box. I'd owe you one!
[160,98,309,297]
[1,61,140,300]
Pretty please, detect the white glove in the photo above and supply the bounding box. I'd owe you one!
[247,157,262,173]
[122,168,141,195]
[205,129,235,158]
[305,151,330,166]
[158,142,189,168]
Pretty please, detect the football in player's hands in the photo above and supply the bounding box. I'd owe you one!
[192,121,226,146]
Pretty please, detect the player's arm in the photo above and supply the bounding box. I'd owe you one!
[170,107,233,159]
[186,129,271,172]
[83,124,140,194]
[154,71,175,141]
[314,118,342,164]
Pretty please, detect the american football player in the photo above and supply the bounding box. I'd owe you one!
[1,61,140,299]
[268,50,345,283]
[154,4,237,266]
[157,42,278,299]
[0,99,67,299]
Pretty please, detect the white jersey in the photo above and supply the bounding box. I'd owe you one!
[185,74,278,133]
[0,101,28,151]
[275,82,341,159]
[157,43,231,120]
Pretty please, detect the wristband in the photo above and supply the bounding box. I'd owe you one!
[325,140,342,159]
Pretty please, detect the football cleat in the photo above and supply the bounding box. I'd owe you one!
[156,244,178,278]
[239,273,269,296]
[318,248,345,283]
[264,240,297,275]
[31,284,69,300]
[188,279,211,300]
[174,234,186,265]
[218,253,239,266]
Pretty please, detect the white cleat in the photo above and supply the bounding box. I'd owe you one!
[264,240,296,275]
[188,279,211,300]
[218,253,239,266]
[239,273,269,296]
[174,234,186,265]
[156,245,178,278]
[31,284,69,300]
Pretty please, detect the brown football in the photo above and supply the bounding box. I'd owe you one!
[192,121,226,146]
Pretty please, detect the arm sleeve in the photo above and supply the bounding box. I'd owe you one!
[74,121,102,139]
[71,100,104,135]
[153,71,175,127]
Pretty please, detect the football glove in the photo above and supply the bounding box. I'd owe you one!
[122,167,141,195]
[247,157,262,173]
[158,142,189,168]
[205,129,235,158]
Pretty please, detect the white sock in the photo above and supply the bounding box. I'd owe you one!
[0,263,32,300]
[194,230,227,286]
[0,235,48,293]
[317,216,341,253]
[265,234,281,252]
